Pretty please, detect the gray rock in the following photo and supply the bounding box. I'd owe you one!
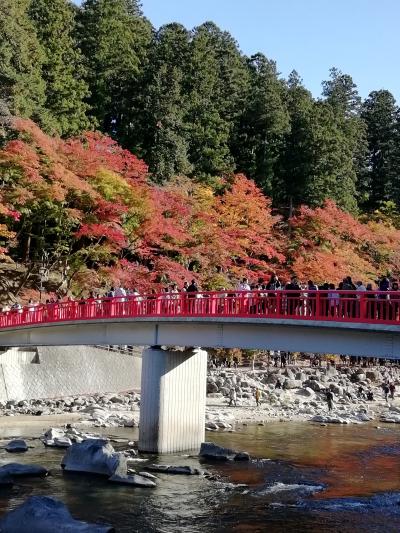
[43,436,72,448]
[5,439,28,453]
[207,382,218,393]
[146,464,203,475]
[108,471,156,487]
[0,472,14,486]
[303,380,326,392]
[0,463,48,477]
[296,387,316,398]
[329,384,343,395]
[138,471,157,480]
[0,496,113,532]
[283,379,302,390]
[233,452,250,461]
[61,439,122,476]
[199,442,235,461]
[44,428,65,441]
[366,370,382,382]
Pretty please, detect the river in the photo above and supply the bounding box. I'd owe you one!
[0,421,399,532]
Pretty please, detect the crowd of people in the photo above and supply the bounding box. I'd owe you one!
[1,273,400,320]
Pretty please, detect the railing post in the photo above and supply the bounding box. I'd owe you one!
[315,291,320,319]
[360,293,366,320]
[276,291,282,317]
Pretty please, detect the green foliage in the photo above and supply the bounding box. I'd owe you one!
[77,0,152,141]
[28,0,91,137]
[361,90,400,208]
[143,23,193,181]
[233,53,289,194]
[0,0,46,122]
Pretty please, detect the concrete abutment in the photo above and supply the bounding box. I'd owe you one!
[138,347,207,453]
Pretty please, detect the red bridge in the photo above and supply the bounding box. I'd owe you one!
[1,290,399,454]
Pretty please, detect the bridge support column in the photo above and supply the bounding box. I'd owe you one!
[138,347,207,453]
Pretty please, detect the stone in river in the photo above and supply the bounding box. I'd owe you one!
[199,442,236,461]
[108,471,156,487]
[0,495,114,532]
[5,439,28,453]
[138,471,157,480]
[44,427,66,439]
[61,439,122,476]
[0,471,14,487]
[145,464,203,475]
[0,463,49,477]
[233,452,250,461]
[43,436,72,448]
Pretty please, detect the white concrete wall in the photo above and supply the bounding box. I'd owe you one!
[139,347,207,453]
[0,346,142,401]
[0,348,38,364]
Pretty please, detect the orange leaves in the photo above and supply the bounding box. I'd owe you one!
[289,200,400,283]
[3,117,400,293]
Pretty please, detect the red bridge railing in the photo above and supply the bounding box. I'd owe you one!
[0,290,400,330]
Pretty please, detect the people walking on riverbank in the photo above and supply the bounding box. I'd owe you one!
[255,388,261,407]
[389,383,395,399]
[229,388,237,407]
[326,390,334,411]
[382,383,390,402]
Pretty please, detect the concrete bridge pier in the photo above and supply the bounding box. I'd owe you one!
[138,346,208,453]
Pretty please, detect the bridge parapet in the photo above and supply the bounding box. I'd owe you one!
[1,290,400,330]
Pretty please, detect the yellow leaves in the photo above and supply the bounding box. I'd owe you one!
[91,168,132,201]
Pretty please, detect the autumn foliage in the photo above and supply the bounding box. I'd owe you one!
[0,118,399,297]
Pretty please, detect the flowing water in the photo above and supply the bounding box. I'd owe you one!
[0,421,399,532]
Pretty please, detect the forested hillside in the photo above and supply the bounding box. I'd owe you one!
[0,0,399,298]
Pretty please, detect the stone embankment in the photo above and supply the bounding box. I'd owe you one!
[206,365,400,428]
[0,366,399,429]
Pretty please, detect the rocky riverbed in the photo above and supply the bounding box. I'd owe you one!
[0,365,399,430]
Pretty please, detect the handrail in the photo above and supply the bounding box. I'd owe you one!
[0,290,400,330]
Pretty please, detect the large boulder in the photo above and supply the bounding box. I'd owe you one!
[0,496,114,532]
[0,471,14,487]
[207,382,218,394]
[296,387,316,398]
[283,379,302,390]
[0,463,48,477]
[5,439,28,453]
[366,370,382,382]
[61,439,121,476]
[199,442,235,461]
[303,380,326,392]
[329,384,343,396]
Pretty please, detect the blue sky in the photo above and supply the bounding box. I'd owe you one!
[75,0,400,101]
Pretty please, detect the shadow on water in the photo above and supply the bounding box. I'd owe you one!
[0,421,399,532]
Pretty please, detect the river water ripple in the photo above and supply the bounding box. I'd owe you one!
[0,421,399,532]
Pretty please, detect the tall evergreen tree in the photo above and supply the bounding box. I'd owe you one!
[275,71,315,209]
[28,0,91,136]
[0,0,46,123]
[186,22,247,179]
[77,0,152,142]
[143,23,192,181]
[321,68,367,211]
[361,90,400,208]
[233,53,289,195]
